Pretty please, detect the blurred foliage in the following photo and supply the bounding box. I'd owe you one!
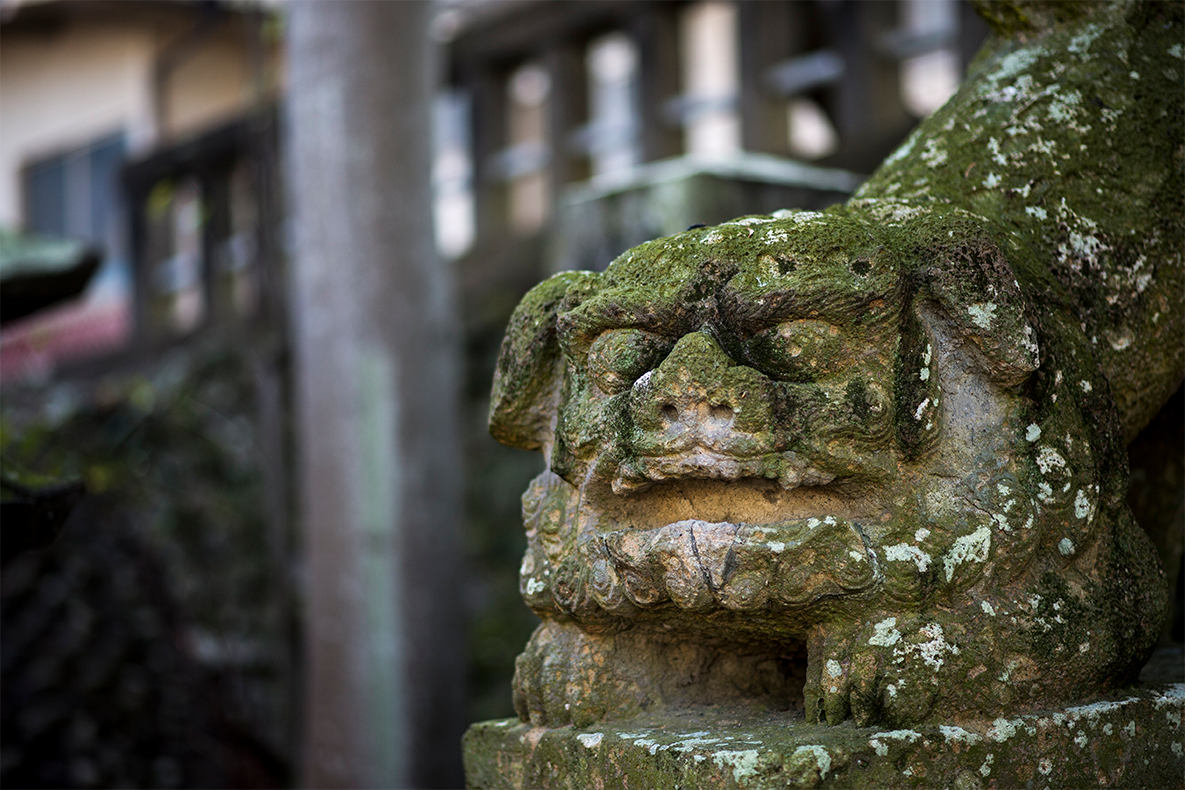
[2,262,556,761]
[1,341,292,787]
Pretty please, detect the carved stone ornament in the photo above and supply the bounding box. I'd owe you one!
[487,0,1182,732]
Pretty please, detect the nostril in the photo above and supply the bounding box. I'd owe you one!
[661,404,679,422]
[709,404,734,421]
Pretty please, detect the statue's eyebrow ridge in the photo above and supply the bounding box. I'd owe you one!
[559,287,722,352]
[721,285,902,333]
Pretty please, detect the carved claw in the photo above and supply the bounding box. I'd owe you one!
[806,615,955,727]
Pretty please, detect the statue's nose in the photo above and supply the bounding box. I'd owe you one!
[617,329,781,491]
[637,331,746,445]
[659,400,735,430]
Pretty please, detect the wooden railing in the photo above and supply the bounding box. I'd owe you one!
[442,0,988,244]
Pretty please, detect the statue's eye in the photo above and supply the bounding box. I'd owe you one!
[746,320,849,382]
[587,329,672,394]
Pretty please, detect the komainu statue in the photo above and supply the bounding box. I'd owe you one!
[488,0,1182,728]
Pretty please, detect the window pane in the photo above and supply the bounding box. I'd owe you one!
[89,135,127,251]
[26,157,66,237]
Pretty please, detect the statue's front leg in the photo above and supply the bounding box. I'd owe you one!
[513,620,644,728]
[806,613,976,727]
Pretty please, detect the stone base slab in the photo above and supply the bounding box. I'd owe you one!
[464,685,1184,789]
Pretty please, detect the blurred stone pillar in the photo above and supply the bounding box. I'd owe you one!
[285,2,464,788]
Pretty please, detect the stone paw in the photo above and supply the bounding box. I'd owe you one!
[512,621,628,728]
[805,615,960,727]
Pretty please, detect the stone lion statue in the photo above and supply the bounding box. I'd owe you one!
[488,0,1182,728]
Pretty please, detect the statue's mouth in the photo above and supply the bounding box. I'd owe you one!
[589,514,879,613]
[611,450,836,495]
[582,476,880,534]
[546,476,888,618]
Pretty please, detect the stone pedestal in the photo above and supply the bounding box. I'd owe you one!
[464,684,1184,790]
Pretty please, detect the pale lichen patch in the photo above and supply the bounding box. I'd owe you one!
[988,137,1007,166]
[913,397,931,421]
[869,729,922,757]
[943,526,992,582]
[1106,328,1133,351]
[712,749,760,781]
[1068,25,1103,56]
[915,623,959,670]
[1048,91,1088,133]
[633,738,660,755]
[939,725,982,745]
[1035,446,1067,474]
[982,48,1042,94]
[791,745,832,779]
[885,543,932,573]
[725,216,776,227]
[881,133,919,167]
[762,228,790,246]
[870,617,902,647]
[577,732,604,749]
[1152,686,1185,708]
[967,302,997,329]
[1037,482,1054,503]
[921,138,948,168]
[988,717,1022,742]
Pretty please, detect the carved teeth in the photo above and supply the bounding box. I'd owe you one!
[587,555,636,615]
[611,451,834,495]
[692,522,738,590]
[596,518,878,613]
[603,529,665,605]
[652,523,715,611]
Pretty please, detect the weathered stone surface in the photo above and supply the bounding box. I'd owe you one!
[489,197,1170,729]
[464,683,1185,789]
[474,0,1183,775]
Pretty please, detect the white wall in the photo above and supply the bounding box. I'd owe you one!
[0,10,270,228]
[0,23,157,225]
[164,34,255,138]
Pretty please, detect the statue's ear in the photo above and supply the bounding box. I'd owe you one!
[915,223,1040,389]
[489,271,600,452]
[894,228,1039,458]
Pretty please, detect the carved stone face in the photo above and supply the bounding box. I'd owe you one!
[491,207,1163,726]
